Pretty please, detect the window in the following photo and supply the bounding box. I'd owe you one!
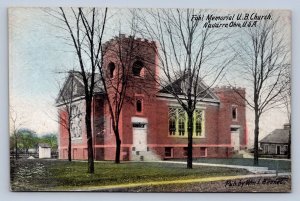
[136,99,142,113]
[276,145,281,155]
[72,148,77,158]
[168,107,204,137]
[165,147,173,157]
[70,104,82,139]
[183,147,188,157]
[63,149,68,158]
[132,60,144,76]
[195,110,202,136]
[178,108,186,136]
[168,108,176,135]
[232,106,237,120]
[263,144,269,154]
[284,145,288,155]
[84,148,88,158]
[200,147,207,157]
[108,62,115,78]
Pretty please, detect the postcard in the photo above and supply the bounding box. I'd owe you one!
[9,7,291,192]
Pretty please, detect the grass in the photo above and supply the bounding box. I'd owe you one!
[171,158,291,172]
[10,159,250,191]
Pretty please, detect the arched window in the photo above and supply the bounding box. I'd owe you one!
[132,60,144,76]
[136,99,142,113]
[108,62,115,78]
[195,110,202,136]
[178,108,185,136]
[232,106,237,120]
[168,108,176,135]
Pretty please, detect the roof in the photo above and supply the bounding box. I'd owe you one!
[159,74,218,101]
[56,71,104,104]
[38,143,51,148]
[260,128,290,144]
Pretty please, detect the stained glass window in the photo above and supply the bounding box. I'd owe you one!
[168,107,176,135]
[178,108,185,136]
[195,109,202,136]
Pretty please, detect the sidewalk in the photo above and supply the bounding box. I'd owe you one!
[152,160,275,174]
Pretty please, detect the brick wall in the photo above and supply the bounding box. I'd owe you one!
[58,36,247,161]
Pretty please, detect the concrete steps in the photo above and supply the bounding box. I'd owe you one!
[131,150,160,161]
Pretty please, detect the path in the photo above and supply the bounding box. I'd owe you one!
[151,160,274,174]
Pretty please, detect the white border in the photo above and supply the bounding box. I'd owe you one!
[1,0,299,200]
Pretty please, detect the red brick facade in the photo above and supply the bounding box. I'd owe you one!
[58,36,247,161]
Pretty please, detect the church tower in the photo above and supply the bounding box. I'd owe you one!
[102,34,159,161]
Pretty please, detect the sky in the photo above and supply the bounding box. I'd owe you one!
[8,7,134,134]
[9,8,291,146]
[9,8,73,134]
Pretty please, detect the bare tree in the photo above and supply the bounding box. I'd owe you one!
[10,109,24,160]
[96,10,151,163]
[99,33,143,163]
[230,13,290,166]
[56,71,78,161]
[136,9,233,169]
[55,7,108,173]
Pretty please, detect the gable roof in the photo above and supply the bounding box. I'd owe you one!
[159,74,219,101]
[260,128,290,144]
[56,71,104,105]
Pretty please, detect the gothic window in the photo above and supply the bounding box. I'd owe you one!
[168,107,176,135]
[168,107,204,137]
[108,62,115,78]
[132,60,144,76]
[195,109,202,136]
[178,108,186,136]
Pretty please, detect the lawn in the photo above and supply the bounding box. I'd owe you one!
[10,159,250,191]
[171,158,291,172]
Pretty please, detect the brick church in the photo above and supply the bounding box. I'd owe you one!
[56,35,247,161]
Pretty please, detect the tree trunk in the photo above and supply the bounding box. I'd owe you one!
[253,111,259,166]
[85,99,94,173]
[187,111,193,169]
[114,128,121,164]
[68,127,72,161]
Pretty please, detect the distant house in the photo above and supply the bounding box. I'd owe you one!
[38,143,51,159]
[259,124,290,158]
